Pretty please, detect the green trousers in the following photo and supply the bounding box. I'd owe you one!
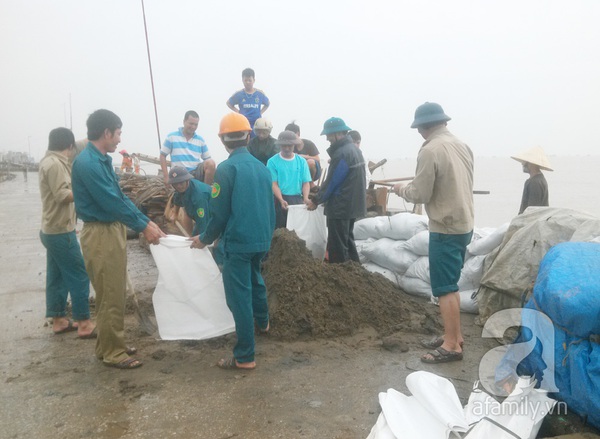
[80,222,129,365]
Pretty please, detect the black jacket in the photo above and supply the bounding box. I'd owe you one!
[315,135,366,219]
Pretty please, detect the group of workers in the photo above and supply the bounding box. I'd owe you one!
[37,66,552,371]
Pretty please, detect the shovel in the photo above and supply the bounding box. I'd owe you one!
[127,272,157,336]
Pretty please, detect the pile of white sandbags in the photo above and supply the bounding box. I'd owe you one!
[356,213,509,314]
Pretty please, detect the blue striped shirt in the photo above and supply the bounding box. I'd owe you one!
[161,128,211,171]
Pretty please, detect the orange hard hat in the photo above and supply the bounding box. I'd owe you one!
[219,113,251,136]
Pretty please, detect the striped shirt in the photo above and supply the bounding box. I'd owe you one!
[161,127,211,171]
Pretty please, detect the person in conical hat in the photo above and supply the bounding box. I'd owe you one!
[511,146,552,214]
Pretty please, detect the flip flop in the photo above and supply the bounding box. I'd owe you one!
[420,336,464,350]
[53,319,78,335]
[78,327,97,339]
[421,347,463,364]
[105,357,143,369]
[217,357,255,371]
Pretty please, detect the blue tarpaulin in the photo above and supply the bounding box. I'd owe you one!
[500,242,600,428]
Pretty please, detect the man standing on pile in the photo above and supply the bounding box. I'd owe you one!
[393,102,474,364]
[307,117,366,263]
[190,112,275,370]
[72,109,165,369]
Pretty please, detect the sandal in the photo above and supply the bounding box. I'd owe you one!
[421,347,463,364]
[53,319,78,334]
[105,357,143,369]
[78,327,97,339]
[217,357,255,370]
[420,336,464,350]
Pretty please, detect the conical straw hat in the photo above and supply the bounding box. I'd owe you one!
[511,146,553,171]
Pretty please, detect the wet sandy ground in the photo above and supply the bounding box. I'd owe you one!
[1,173,597,439]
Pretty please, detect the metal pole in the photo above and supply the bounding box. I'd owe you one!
[140,0,162,149]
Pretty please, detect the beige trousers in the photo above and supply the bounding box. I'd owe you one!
[80,222,129,364]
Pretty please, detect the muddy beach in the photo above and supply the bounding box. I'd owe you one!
[1,173,598,439]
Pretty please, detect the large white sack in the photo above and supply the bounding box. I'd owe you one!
[362,262,400,286]
[404,230,430,256]
[457,255,486,291]
[405,256,430,282]
[430,290,479,314]
[368,372,469,439]
[150,235,235,340]
[354,213,428,241]
[399,275,432,298]
[287,204,327,260]
[467,222,509,256]
[356,238,376,264]
[361,238,418,273]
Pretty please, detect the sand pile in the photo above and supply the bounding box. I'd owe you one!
[263,229,441,341]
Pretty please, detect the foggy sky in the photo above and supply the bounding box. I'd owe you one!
[1,0,599,164]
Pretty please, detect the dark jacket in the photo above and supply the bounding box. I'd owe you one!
[247,136,279,165]
[315,135,366,219]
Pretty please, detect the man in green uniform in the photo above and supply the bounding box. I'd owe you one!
[190,112,275,370]
[72,109,165,369]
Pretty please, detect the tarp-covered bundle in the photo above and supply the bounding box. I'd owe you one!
[500,242,600,429]
[477,207,600,325]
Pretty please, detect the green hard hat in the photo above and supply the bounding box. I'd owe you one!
[410,102,451,128]
[320,117,351,135]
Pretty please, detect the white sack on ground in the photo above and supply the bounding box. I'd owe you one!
[405,256,430,282]
[150,235,235,340]
[361,238,418,273]
[467,222,509,256]
[362,262,400,286]
[457,255,486,291]
[366,371,469,439]
[356,238,376,264]
[404,230,430,256]
[354,213,428,241]
[431,290,479,314]
[399,275,432,298]
[463,377,556,439]
[286,204,327,260]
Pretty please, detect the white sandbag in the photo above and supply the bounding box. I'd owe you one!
[356,238,376,264]
[464,377,556,439]
[467,222,509,256]
[404,230,430,256]
[430,290,478,314]
[388,213,429,240]
[286,204,327,260]
[354,216,394,240]
[399,275,432,298]
[405,256,430,282]
[459,289,478,314]
[150,235,235,340]
[363,262,400,286]
[368,372,469,439]
[354,213,428,241]
[457,255,486,291]
[361,238,418,273]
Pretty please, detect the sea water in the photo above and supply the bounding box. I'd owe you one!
[373,155,600,228]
